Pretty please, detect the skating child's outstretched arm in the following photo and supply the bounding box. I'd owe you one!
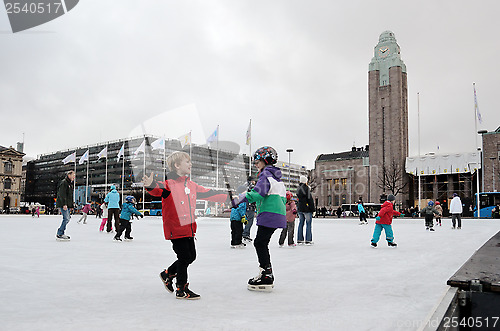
[142,172,171,199]
[193,183,228,202]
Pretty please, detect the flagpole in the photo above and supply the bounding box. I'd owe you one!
[105,145,108,192]
[163,135,166,182]
[74,157,76,206]
[143,139,146,211]
[417,92,421,211]
[216,125,219,216]
[121,147,125,204]
[85,155,89,203]
[189,131,192,179]
[249,119,252,177]
[474,83,481,218]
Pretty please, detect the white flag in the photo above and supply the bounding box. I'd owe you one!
[206,127,218,144]
[117,143,125,162]
[179,132,191,148]
[134,140,146,157]
[79,149,89,165]
[97,146,108,159]
[62,152,76,164]
[245,121,251,146]
[151,137,165,150]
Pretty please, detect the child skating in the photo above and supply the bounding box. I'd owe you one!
[370,194,400,248]
[233,146,287,291]
[278,191,297,247]
[434,201,443,226]
[99,203,108,232]
[420,201,439,231]
[230,185,248,248]
[113,196,143,241]
[143,151,227,300]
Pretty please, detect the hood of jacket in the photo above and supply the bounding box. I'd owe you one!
[260,165,282,181]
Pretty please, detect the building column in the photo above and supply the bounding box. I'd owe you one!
[433,175,438,201]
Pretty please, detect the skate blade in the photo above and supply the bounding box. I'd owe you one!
[247,284,274,292]
[56,238,70,241]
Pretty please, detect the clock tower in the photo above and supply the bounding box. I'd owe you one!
[368,31,409,205]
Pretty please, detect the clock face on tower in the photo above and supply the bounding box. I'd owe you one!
[378,46,390,58]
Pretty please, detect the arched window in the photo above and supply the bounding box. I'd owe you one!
[4,178,12,190]
[4,161,13,174]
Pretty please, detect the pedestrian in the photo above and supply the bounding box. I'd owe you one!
[296,175,315,245]
[278,191,297,247]
[143,151,227,300]
[449,193,463,229]
[358,200,368,225]
[229,185,248,248]
[36,206,40,218]
[420,201,439,231]
[336,206,342,218]
[434,201,443,226]
[232,146,286,291]
[78,202,91,224]
[99,203,108,232]
[113,196,143,241]
[104,185,121,233]
[242,176,257,242]
[31,206,36,217]
[55,170,75,241]
[370,194,400,248]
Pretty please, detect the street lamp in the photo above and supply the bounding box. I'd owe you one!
[286,149,293,190]
[477,130,488,218]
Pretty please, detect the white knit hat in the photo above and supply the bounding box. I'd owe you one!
[299,175,308,184]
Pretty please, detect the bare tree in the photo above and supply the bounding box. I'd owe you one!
[377,158,408,196]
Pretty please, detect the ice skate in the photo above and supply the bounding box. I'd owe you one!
[429,228,435,232]
[388,241,398,247]
[305,241,314,246]
[288,243,296,248]
[56,234,70,241]
[297,241,305,245]
[124,237,134,241]
[159,269,176,293]
[248,266,274,292]
[176,283,200,300]
[243,236,253,243]
[113,236,122,242]
[370,242,377,248]
[230,243,246,249]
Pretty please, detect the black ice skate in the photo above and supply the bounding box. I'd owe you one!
[56,234,70,241]
[159,269,176,293]
[176,283,200,300]
[113,236,122,242]
[370,242,377,248]
[124,236,134,241]
[243,236,253,243]
[247,266,274,292]
[388,241,398,247]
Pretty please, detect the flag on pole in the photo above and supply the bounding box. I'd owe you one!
[151,137,165,150]
[97,146,108,159]
[62,152,76,164]
[117,143,125,162]
[134,139,146,157]
[206,127,218,144]
[245,121,251,145]
[474,85,482,124]
[179,132,191,148]
[79,150,89,165]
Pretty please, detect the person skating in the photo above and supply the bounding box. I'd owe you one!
[370,194,400,248]
[420,201,439,231]
[434,201,443,226]
[78,202,91,224]
[55,170,75,241]
[104,185,121,233]
[99,203,108,232]
[296,175,315,245]
[358,200,368,225]
[242,176,257,242]
[143,151,227,300]
[232,146,287,291]
[229,185,248,248]
[278,191,297,247]
[114,196,143,241]
[449,193,463,229]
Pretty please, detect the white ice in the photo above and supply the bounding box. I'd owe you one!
[1,215,499,331]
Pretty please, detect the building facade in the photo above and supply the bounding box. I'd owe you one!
[368,30,409,206]
[311,147,370,210]
[481,127,500,193]
[0,145,25,212]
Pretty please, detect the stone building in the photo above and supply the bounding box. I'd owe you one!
[311,147,369,210]
[368,30,409,206]
[481,127,500,193]
[0,145,25,212]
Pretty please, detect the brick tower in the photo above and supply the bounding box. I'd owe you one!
[368,31,409,206]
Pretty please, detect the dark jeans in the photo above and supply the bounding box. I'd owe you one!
[242,209,255,237]
[168,237,196,286]
[107,208,120,232]
[116,218,132,238]
[359,212,367,222]
[278,220,295,245]
[451,214,462,228]
[425,214,434,228]
[230,220,243,245]
[254,225,276,268]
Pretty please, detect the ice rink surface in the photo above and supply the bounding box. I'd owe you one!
[1,215,499,331]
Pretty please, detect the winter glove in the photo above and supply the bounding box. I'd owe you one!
[241,215,248,225]
[375,216,381,221]
[400,214,405,217]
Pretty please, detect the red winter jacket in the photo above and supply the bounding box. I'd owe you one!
[147,172,227,240]
[376,201,401,225]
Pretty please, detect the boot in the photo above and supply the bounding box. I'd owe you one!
[159,269,176,293]
[175,283,200,300]
[248,265,274,291]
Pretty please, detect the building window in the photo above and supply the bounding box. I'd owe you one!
[334,178,339,189]
[4,161,13,174]
[4,178,12,190]
[328,195,332,205]
[341,178,347,189]
[334,195,340,206]
[327,179,332,191]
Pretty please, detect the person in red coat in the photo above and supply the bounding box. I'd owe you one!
[370,194,400,248]
[142,151,227,300]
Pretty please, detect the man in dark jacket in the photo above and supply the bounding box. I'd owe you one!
[56,170,75,241]
[297,175,315,245]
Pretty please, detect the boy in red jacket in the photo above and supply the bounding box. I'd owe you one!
[370,194,400,248]
[142,151,227,300]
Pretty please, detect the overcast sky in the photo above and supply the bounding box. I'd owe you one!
[1,0,499,169]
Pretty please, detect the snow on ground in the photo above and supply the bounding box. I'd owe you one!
[1,215,499,331]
